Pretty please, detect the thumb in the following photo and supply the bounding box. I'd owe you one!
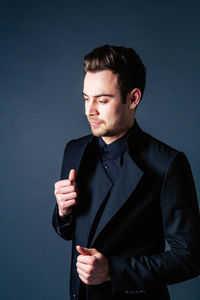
[76,245,98,256]
[68,169,76,183]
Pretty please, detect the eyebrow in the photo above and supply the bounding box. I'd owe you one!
[82,92,115,98]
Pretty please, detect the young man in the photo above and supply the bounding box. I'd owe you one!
[52,45,200,300]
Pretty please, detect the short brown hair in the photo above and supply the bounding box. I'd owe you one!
[84,44,146,103]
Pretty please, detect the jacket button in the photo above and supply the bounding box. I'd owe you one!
[73,294,77,300]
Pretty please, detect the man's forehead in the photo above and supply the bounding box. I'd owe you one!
[83,70,119,94]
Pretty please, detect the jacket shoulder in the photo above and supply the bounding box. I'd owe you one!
[64,134,92,153]
[146,132,179,161]
[135,128,186,176]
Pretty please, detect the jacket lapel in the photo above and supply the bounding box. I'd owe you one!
[75,160,113,247]
[62,135,93,180]
[73,140,113,246]
[90,151,144,246]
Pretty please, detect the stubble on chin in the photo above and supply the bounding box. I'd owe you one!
[90,127,104,137]
[88,120,106,137]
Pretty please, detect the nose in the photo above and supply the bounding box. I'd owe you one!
[85,99,99,116]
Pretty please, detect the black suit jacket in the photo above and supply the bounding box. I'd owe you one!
[52,121,200,300]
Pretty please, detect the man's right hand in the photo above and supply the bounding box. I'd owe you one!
[54,169,77,217]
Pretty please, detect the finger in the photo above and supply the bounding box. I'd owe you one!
[77,245,87,255]
[77,245,98,256]
[55,180,71,188]
[56,185,76,194]
[69,169,76,182]
[57,200,76,215]
[57,192,77,201]
[76,262,93,274]
[78,274,90,285]
[77,267,91,280]
[77,255,90,264]
[77,254,95,265]
[61,199,77,208]
[59,208,72,217]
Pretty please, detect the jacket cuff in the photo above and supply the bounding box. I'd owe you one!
[54,205,73,231]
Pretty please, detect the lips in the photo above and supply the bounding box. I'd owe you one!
[90,121,101,126]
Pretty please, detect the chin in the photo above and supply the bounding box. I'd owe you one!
[91,127,106,137]
[91,129,104,137]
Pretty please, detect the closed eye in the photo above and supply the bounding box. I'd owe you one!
[98,98,109,104]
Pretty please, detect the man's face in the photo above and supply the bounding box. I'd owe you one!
[83,70,134,144]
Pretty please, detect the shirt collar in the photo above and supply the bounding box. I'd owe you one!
[98,126,133,160]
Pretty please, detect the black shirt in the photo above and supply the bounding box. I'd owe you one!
[98,131,129,184]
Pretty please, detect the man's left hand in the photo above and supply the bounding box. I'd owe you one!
[76,245,111,285]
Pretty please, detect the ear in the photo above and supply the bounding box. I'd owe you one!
[128,88,142,109]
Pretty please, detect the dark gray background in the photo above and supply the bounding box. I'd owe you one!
[1,0,199,299]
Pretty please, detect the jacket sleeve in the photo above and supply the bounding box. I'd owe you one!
[108,152,200,294]
[52,141,75,241]
[52,204,73,240]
